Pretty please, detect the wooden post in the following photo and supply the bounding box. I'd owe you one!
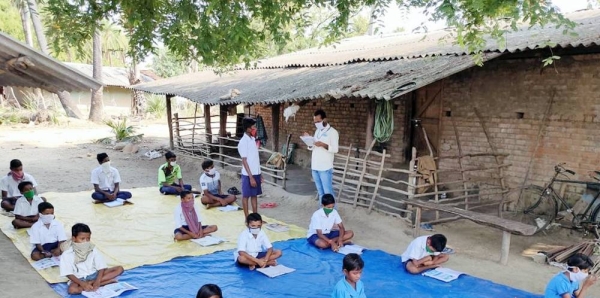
[166,95,174,150]
[191,103,198,155]
[365,100,375,149]
[219,105,228,167]
[413,207,422,238]
[367,149,386,214]
[272,104,281,152]
[337,144,353,201]
[353,139,376,208]
[500,231,511,265]
[407,147,417,219]
[174,113,180,149]
[421,126,438,219]
[451,117,469,210]
[282,134,292,190]
[203,104,212,144]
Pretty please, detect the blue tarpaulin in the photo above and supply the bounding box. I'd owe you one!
[51,239,541,298]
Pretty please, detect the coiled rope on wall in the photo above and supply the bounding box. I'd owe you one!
[373,99,394,143]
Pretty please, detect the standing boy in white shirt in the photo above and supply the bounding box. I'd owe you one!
[30,202,67,261]
[237,118,263,218]
[91,153,132,203]
[60,223,124,295]
[1,159,41,212]
[401,234,449,274]
[12,181,46,229]
[199,159,237,209]
[235,213,282,270]
[304,109,339,205]
[307,194,354,251]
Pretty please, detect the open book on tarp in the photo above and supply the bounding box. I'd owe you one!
[422,267,464,282]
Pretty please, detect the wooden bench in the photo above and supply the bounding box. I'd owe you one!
[409,200,536,265]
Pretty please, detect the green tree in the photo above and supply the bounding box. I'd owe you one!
[0,0,26,41]
[348,15,370,37]
[152,48,189,78]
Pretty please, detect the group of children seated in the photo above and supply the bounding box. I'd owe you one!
[2,152,596,298]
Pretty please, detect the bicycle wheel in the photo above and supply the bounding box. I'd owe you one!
[591,202,600,224]
[503,185,557,234]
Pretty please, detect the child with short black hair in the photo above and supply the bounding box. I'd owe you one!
[1,159,41,211]
[307,194,354,251]
[12,181,46,229]
[401,234,449,274]
[545,253,597,298]
[199,159,236,209]
[158,151,193,195]
[174,191,218,240]
[59,223,124,295]
[30,202,67,261]
[331,253,366,298]
[235,213,282,270]
[197,284,223,298]
[90,153,132,203]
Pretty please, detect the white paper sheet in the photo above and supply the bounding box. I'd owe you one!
[103,199,125,208]
[190,235,227,247]
[82,282,138,298]
[422,267,464,282]
[32,256,61,270]
[256,264,296,278]
[264,223,289,233]
[217,205,240,212]
[300,136,315,147]
[337,244,366,255]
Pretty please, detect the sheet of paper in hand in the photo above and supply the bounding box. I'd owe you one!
[191,235,227,247]
[32,256,61,270]
[82,282,138,298]
[217,205,241,212]
[422,267,464,282]
[257,264,296,278]
[337,244,366,255]
[264,223,289,233]
[300,136,315,147]
[103,199,127,208]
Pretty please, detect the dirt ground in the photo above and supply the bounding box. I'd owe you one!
[0,122,598,297]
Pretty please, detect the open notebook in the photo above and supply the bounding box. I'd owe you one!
[191,235,227,247]
[82,282,137,298]
[337,244,366,255]
[422,267,464,282]
[103,199,132,208]
[264,223,289,233]
[32,256,61,270]
[257,264,296,278]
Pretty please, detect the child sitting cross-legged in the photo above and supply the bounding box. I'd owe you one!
[60,223,124,295]
[401,234,449,274]
[12,181,46,229]
[30,202,67,261]
[307,194,354,251]
[235,213,282,270]
[331,253,366,298]
[174,191,218,241]
[545,253,598,298]
[199,159,237,209]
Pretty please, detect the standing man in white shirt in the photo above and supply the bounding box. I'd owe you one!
[304,109,339,204]
[237,118,263,218]
[90,153,132,203]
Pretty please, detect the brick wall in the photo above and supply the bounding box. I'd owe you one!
[438,53,600,203]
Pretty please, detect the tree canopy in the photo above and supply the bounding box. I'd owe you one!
[45,0,574,68]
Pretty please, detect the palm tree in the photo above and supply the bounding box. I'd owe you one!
[12,0,33,46]
[89,27,104,122]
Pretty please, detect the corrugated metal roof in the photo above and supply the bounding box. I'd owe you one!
[133,53,500,105]
[65,63,156,87]
[0,32,101,92]
[252,9,600,68]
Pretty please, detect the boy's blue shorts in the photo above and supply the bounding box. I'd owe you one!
[31,241,59,254]
[174,225,209,235]
[307,230,340,246]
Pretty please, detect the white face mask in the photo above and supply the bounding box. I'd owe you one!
[207,169,216,176]
[315,121,324,130]
[249,227,261,235]
[568,268,589,282]
[39,214,54,225]
[101,161,111,172]
[170,161,177,167]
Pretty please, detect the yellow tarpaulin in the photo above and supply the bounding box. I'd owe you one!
[0,187,306,284]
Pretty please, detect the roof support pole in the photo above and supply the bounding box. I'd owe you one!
[219,105,228,167]
[166,94,174,150]
[204,104,212,144]
[365,99,376,149]
[271,103,281,151]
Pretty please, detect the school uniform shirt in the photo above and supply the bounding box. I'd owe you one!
[29,219,67,246]
[233,229,272,261]
[60,247,108,279]
[199,172,220,195]
[400,235,440,262]
[306,209,343,238]
[13,195,44,217]
[173,202,203,229]
[331,278,366,298]
[544,272,579,298]
[0,173,38,197]
[237,133,261,176]
[90,166,122,192]
[158,163,182,186]
[309,125,339,171]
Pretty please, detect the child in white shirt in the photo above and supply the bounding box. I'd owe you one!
[90,153,132,203]
[401,234,449,274]
[199,159,237,209]
[1,159,42,212]
[174,191,218,241]
[12,181,46,229]
[235,213,282,270]
[307,194,353,251]
[30,202,67,261]
[60,223,124,295]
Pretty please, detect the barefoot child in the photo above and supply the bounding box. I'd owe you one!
[30,202,67,261]
[1,159,40,212]
[237,118,263,218]
[401,234,449,274]
[159,151,192,195]
[91,153,132,203]
[199,160,236,209]
[307,194,353,251]
[545,253,597,298]
[235,213,282,270]
[174,191,218,241]
[332,253,366,298]
[12,181,46,229]
[60,223,124,295]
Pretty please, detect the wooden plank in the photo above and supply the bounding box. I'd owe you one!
[451,117,470,210]
[353,140,376,207]
[366,100,375,149]
[368,149,386,214]
[337,144,353,200]
[219,105,227,167]
[166,95,174,150]
[413,207,422,238]
[272,104,280,151]
[282,134,292,190]
[204,104,212,143]
[500,231,511,265]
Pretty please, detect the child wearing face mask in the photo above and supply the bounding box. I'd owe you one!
[199,159,237,209]
[401,234,449,274]
[30,202,67,261]
[332,253,366,298]
[1,159,41,212]
[90,153,132,203]
[545,253,598,298]
[159,151,193,195]
[307,194,354,251]
[59,223,124,295]
[235,213,282,270]
[174,191,218,241]
[12,181,46,229]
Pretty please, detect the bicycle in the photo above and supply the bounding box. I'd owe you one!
[504,163,600,236]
